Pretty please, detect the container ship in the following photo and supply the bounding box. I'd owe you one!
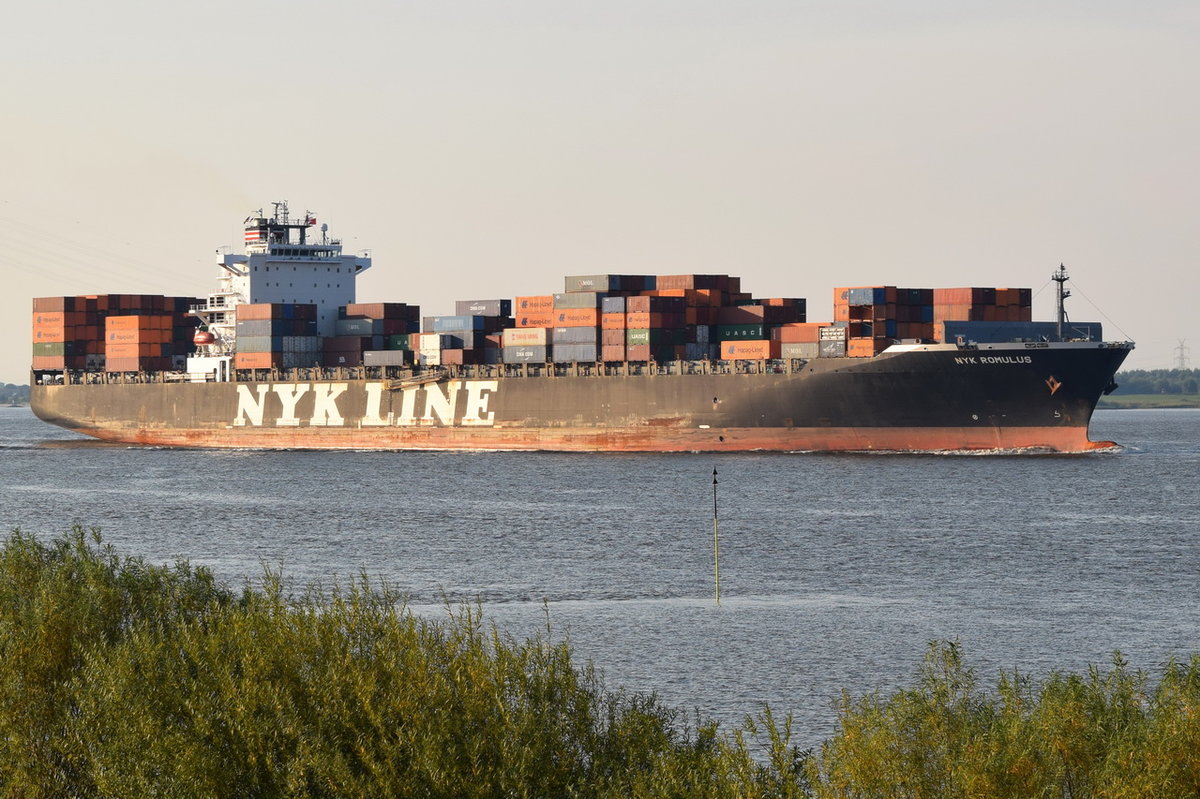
[30,203,1133,452]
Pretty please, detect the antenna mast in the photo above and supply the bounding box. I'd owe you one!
[1175,340,1190,370]
[1053,264,1071,341]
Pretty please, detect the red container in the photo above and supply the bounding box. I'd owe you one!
[601,344,626,362]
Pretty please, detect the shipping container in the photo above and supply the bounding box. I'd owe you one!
[344,302,419,321]
[720,340,780,360]
[502,345,548,364]
[515,311,556,328]
[234,352,284,370]
[552,326,600,345]
[454,299,512,317]
[779,342,820,359]
[552,292,604,310]
[600,296,627,313]
[771,323,824,344]
[551,308,600,327]
[552,343,598,362]
[600,343,625,362]
[502,327,549,347]
[514,295,555,312]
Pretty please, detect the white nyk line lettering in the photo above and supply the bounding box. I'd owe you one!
[230,381,499,428]
[234,385,270,426]
[310,383,349,426]
[273,384,310,427]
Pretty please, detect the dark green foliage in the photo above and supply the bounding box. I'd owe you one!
[7,530,1200,798]
[0,529,791,798]
[1111,369,1200,396]
[0,384,30,405]
[807,641,1200,798]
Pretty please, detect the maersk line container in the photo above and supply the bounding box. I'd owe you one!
[552,326,600,345]
[454,299,512,317]
[502,345,547,364]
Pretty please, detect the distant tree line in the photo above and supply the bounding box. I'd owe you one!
[1112,369,1200,395]
[0,384,29,405]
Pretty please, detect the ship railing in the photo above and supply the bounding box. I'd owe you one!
[39,357,817,387]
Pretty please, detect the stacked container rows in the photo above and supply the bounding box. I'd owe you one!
[32,295,201,372]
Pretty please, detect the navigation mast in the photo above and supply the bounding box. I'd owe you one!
[1053,264,1071,341]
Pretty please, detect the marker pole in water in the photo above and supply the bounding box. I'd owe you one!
[713,467,720,606]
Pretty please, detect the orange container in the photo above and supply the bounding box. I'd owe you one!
[237,303,275,321]
[515,295,555,313]
[720,340,779,360]
[515,312,555,328]
[847,337,889,357]
[234,352,283,369]
[772,323,823,344]
[601,312,626,330]
[552,308,599,327]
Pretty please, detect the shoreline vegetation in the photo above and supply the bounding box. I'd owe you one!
[1097,394,1200,409]
[3,530,1200,797]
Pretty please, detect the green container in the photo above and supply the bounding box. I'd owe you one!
[715,324,765,341]
[386,334,411,350]
[32,342,69,356]
[626,328,684,346]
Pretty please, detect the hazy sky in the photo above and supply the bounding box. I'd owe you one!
[3,1,1197,384]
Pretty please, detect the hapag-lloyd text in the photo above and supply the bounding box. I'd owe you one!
[233,380,499,427]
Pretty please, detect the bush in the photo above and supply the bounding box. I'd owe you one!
[0,529,798,798]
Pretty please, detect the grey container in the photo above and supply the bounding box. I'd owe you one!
[335,318,384,336]
[455,299,512,317]
[552,326,600,344]
[502,345,548,364]
[601,296,627,313]
[552,292,604,309]
[552,343,599,362]
[819,340,847,358]
[780,342,820,359]
[363,350,413,366]
[564,274,624,293]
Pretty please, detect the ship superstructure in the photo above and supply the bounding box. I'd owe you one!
[190,202,371,354]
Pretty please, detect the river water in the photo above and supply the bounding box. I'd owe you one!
[2,406,1198,747]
